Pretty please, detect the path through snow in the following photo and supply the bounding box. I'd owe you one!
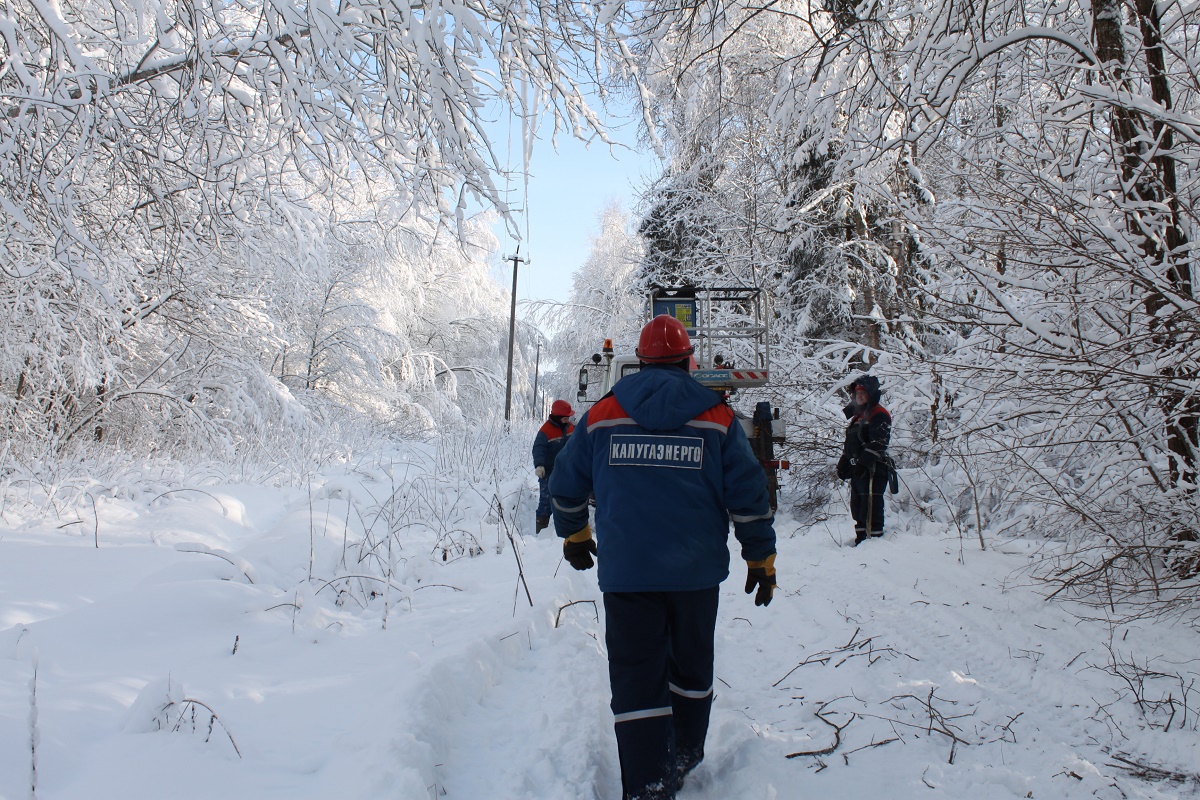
[1,457,1197,800]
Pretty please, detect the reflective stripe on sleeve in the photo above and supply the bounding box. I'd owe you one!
[553,498,589,513]
[669,683,713,699]
[588,417,638,432]
[687,420,729,433]
[613,706,673,724]
[730,511,774,523]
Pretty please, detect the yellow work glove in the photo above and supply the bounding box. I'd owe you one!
[535,466,546,479]
[745,553,777,606]
[563,526,597,571]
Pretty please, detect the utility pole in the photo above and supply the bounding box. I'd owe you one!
[530,340,541,418]
[503,248,526,423]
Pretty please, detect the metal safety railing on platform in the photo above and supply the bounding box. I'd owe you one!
[648,286,771,389]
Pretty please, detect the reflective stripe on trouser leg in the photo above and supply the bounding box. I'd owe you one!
[604,592,677,800]
[604,588,721,798]
[667,587,719,775]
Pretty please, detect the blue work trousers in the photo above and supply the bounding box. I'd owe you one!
[604,587,719,800]
[536,475,552,519]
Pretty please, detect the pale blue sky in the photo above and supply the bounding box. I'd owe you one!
[489,109,661,304]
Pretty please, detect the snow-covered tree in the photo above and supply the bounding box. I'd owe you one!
[1,0,634,455]
[618,0,1200,609]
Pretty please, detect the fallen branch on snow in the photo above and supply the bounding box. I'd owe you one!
[1108,753,1200,785]
[555,600,598,628]
[773,627,917,687]
[786,699,856,759]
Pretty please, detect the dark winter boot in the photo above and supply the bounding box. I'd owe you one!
[535,516,550,533]
[852,528,867,547]
[676,751,702,785]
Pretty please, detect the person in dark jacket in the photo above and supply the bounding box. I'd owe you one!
[533,400,575,532]
[836,374,892,545]
[550,315,777,800]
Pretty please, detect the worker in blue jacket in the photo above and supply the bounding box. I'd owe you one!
[550,315,777,800]
[532,400,575,532]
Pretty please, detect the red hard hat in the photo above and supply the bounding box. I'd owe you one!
[636,315,695,363]
[550,399,573,416]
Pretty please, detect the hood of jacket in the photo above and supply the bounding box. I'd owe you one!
[850,374,882,408]
[612,364,721,431]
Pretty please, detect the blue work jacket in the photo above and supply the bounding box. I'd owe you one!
[532,419,574,475]
[549,364,776,592]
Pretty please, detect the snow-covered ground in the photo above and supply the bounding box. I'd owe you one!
[1,440,1197,800]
